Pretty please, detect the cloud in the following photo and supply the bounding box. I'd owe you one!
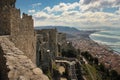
[115,0,120,5]
[43,0,120,13]
[32,3,41,8]
[44,0,120,12]
[44,2,79,13]
[116,8,120,14]
[33,10,120,28]
[80,0,120,12]
[33,11,51,19]
[28,9,35,13]
[32,0,120,29]
[80,0,93,4]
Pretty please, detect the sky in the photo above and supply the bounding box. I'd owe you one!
[16,0,120,29]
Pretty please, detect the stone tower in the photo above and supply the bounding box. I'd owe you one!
[48,29,58,57]
[36,29,59,67]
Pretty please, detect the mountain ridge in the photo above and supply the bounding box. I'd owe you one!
[35,26,97,39]
[35,26,80,34]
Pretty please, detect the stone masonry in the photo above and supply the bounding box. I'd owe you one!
[0,36,49,80]
[36,29,67,72]
[0,0,36,63]
[0,0,49,80]
[35,29,58,77]
[36,29,58,67]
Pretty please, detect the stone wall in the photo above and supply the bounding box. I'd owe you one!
[57,33,66,54]
[36,29,67,67]
[0,36,49,80]
[0,1,49,79]
[0,2,36,63]
[0,44,9,80]
[10,12,36,64]
[36,29,58,59]
[0,7,11,35]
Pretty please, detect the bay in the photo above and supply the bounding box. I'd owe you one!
[90,28,120,53]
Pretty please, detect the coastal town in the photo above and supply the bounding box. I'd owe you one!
[71,37,120,74]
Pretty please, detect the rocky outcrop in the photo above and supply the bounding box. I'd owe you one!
[0,36,49,80]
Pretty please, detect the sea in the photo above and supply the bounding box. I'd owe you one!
[90,27,120,53]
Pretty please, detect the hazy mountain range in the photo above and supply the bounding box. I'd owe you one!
[35,26,97,39]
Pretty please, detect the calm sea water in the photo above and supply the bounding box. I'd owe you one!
[90,28,120,53]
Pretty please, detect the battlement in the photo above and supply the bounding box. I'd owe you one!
[22,13,33,20]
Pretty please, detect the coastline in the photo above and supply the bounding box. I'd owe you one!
[88,31,120,56]
[69,30,120,74]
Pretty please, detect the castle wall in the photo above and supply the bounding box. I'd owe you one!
[36,29,67,66]
[0,7,11,35]
[10,12,36,64]
[0,45,9,80]
[0,5,36,63]
[49,29,58,57]
[10,8,21,36]
[36,29,58,67]
[57,33,66,54]
[0,1,49,79]
[0,36,49,80]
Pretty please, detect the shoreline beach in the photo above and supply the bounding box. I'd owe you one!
[89,30,120,54]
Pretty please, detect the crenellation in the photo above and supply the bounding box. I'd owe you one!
[20,13,34,35]
[22,13,33,20]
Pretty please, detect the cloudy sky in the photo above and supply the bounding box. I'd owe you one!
[16,0,120,29]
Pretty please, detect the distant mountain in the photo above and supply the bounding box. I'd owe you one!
[35,26,97,39]
[35,26,80,34]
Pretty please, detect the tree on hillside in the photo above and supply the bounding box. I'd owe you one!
[61,43,77,58]
[110,70,119,80]
[94,57,99,65]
